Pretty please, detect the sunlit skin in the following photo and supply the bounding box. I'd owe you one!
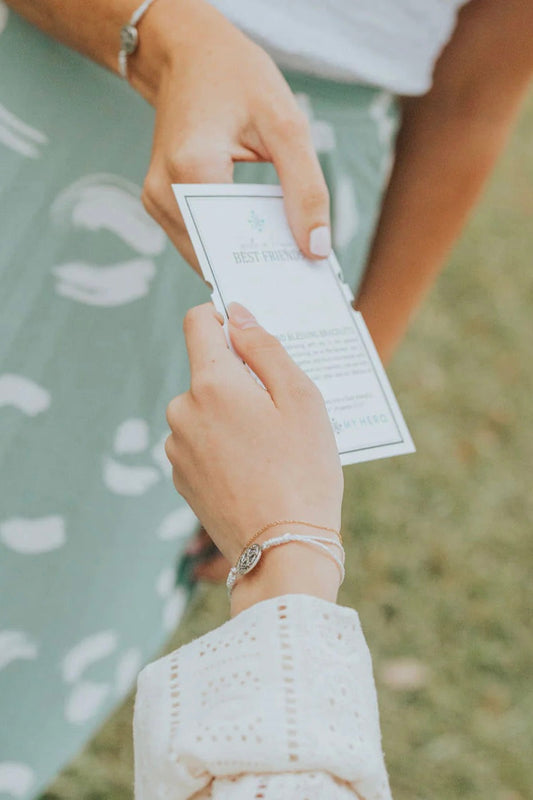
[356,0,533,363]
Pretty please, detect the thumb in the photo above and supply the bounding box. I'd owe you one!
[263,110,331,259]
[228,303,313,405]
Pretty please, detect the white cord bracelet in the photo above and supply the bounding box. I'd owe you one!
[118,0,160,79]
[226,532,346,596]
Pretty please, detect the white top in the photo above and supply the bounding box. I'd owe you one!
[134,594,392,799]
[210,0,468,95]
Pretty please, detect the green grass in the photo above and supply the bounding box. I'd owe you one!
[42,91,533,800]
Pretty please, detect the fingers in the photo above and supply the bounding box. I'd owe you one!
[182,303,230,375]
[142,148,234,274]
[228,302,321,407]
[142,73,235,272]
[261,107,331,260]
[143,64,330,274]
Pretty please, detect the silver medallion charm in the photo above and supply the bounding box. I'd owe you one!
[120,24,139,55]
[236,543,262,575]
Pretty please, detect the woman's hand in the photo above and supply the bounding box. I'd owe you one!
[6,0,330,268]
[165,302,344,612]
[132,0,331,268]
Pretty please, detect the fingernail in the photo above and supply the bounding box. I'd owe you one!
[309,225,331,258]
[228,302,259,330]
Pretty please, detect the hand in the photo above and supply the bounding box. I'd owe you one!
[130,0,331,269]
[165,303,344,611]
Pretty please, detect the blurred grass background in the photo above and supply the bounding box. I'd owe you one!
[42,91,533,800]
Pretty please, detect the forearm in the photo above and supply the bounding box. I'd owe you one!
[5,0,134,73]
[3,0,211,103]
[356,0,533,363]
[355,93,522,362]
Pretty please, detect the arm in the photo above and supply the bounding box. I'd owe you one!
[164,302,344,616]
[5,0,331,265]
[135,303,391,800]
[356,0,533,363]
[4,0,139,77]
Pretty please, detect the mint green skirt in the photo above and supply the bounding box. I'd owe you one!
[0,9,398,799]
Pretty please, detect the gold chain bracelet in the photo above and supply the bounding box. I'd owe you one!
[240,519,342,555]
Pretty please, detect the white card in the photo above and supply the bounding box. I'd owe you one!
[173,184,415,466]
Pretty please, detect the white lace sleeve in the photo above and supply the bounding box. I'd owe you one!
[134,594,392,800]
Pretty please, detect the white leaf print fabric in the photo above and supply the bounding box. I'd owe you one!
[62,632,118,684]
[0,375,50,416]
[50,175,166,256]
[0,102,48,159]
[0,763,35,798]
[0,516,65,554]
[0,632,38,671]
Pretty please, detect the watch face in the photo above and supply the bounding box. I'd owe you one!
[237,544,262,575]
[120,24,139,55]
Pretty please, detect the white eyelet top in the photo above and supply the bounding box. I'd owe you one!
[134,594,392,799]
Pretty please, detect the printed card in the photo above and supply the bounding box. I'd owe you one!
[173,184,415,466]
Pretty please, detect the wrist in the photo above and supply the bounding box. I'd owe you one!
[126,0,223,104]
[126,0,179,103]
[229,535,342,617]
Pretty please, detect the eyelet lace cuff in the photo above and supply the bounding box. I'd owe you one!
[134,594,392,800]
